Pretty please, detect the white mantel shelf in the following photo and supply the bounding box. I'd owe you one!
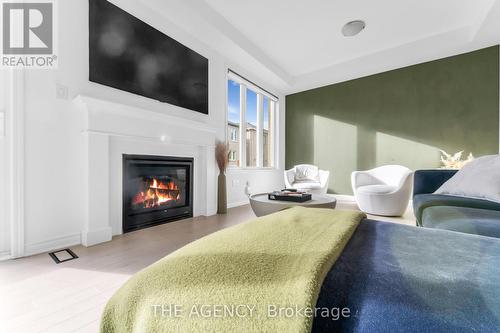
[73,95,217,247]
[74,95,217,146]
[80,129,216,149]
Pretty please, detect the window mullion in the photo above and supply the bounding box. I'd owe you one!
[239,84,247,168]
[256,94,264,167]
[272,101,277,168]
[267,100,274,168]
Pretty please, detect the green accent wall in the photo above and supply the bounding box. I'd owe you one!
[286,46,500,194]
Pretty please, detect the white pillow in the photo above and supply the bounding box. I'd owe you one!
[294,165,320,183]
[435,155,500,203]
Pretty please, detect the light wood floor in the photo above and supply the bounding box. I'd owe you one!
[0,202,415,333]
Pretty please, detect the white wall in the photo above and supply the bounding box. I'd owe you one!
[0,71,9,256]
[9,0,284,256]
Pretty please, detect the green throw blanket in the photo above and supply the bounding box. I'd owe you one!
[101,207,365,333]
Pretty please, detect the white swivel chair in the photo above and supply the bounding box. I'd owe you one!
[351,165,413,216]
[284,164,330,194]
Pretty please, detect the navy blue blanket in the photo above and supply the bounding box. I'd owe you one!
[312,219,500,333]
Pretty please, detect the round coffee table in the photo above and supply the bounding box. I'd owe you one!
[249,193,337,217]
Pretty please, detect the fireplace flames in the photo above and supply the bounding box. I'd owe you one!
[132,177,181,209]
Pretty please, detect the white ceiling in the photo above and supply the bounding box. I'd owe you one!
[140,0,500,94]
[204,0,491,76]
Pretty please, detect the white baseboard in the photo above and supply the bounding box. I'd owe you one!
[0,251,11,261]
[81,227,112,247]
[228,200,249,209]
[331,194,356,203]
[25,233,81,257]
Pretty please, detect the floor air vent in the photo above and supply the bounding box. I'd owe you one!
[49,248,78,264]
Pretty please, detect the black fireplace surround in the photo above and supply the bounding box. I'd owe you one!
[123,154,193,233]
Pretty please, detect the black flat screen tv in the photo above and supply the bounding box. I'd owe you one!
[89,0,209,114]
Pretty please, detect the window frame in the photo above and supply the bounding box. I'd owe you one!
[226,71,278,170]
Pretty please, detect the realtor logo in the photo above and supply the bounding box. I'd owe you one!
[1,0,57,68]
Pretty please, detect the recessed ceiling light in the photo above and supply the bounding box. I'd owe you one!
[342,20,366,37]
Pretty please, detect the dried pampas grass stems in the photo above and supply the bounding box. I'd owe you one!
[215,141,229,174]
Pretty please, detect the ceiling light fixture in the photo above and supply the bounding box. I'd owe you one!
[342,20,366,37]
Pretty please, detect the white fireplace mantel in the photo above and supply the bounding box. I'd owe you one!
[73,95,217,247]
[74,95,218,146]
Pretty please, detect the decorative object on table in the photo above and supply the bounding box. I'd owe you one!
[284,164,330,194]
[268,190,312,202]
[439,150,474,169]
[351,165,413,217]
[215,140,228,214]
[249,193,337,217]
[244,181,252,197]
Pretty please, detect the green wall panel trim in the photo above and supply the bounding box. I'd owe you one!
[285,46,500,194]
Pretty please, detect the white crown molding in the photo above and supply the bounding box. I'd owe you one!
[470,0,497,40]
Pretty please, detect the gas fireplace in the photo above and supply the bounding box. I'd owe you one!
[123,155,193,233]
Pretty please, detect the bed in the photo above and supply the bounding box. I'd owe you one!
[101,208,500,333]
[313,219,500,332]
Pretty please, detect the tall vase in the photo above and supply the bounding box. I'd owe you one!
[217,173,227,214]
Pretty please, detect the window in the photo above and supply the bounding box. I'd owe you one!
[230,128,238,142]
[227,79,241,167]
[245,89,258,167]
[227,71,277,168]
[263,96,274,168]
[228,150,237,161]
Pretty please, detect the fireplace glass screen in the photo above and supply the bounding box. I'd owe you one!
[123,155,193,232]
